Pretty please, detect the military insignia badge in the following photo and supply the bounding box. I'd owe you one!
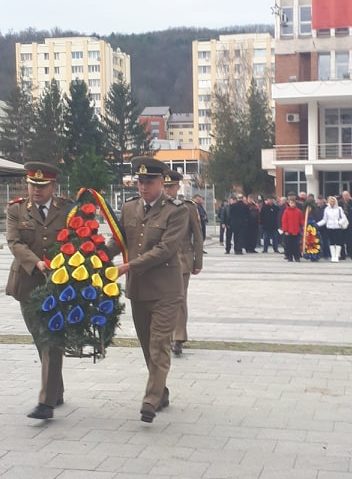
[138,164,148,175]
[34,169,44,179]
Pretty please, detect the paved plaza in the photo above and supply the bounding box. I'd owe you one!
[0,237,352,477]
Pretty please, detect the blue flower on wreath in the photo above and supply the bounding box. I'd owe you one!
[48,311,64,331]
[98,300,114,315]
[67,305,85,324]
[90,315,107,327]
[81,285,98,301]
[41,295,57,312]
[59,285,76,302]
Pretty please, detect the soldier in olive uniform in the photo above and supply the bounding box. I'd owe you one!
[109,157,188,423]
[163,170,203,356]
[6,162,72,420]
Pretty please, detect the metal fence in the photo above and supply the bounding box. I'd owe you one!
[0,181,216,235]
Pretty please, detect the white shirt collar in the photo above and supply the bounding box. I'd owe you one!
[35,198,52,211]
[143,194,162,208]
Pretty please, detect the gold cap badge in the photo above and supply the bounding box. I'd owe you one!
[34,169,44,179]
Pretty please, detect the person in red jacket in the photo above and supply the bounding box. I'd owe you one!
[282,199,305,262]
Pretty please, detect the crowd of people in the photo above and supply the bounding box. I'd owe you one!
[217,190,352,262]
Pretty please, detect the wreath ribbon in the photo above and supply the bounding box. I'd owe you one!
[68,188,128,263]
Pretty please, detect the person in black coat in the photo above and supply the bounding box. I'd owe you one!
[229,194,249,254]
[260,196,280,253]
[339,191,352,259]
[223,197,235,254]
[245,195,259,253]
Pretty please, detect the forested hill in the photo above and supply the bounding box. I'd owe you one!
[0,25,273,112]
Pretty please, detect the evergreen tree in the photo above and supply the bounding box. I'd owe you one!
[64,80,103,165]
[30,79,66,165]
[210,78,274,197]
[0,78,34,163]
[103,73,149,185]
[69,148,113,193]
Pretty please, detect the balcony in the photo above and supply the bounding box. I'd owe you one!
[272,79,352,104]
[271,144,352,170]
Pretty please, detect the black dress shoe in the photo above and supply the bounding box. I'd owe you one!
[171,340,182,356]
[27,403,54,419]
[56,398,64,407]
[156,387,170,412]
[140,403,156,423]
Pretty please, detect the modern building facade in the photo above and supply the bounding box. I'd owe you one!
[192,33,275,150]
[16,37,131,115]
[266,0,352,197]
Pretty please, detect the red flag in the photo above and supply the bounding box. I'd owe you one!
[312,0,352,29]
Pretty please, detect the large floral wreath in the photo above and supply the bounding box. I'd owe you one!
[24,189,126,360]
[303,219,321,261]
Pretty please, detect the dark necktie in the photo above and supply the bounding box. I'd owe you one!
[38,204,46,221]
[144,204,151,215]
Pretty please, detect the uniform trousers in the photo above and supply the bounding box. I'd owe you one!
[20,301,64,408]
[131,295,181,409]
[173,273,190,343]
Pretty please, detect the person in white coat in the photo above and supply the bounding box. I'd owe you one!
[317,196,348,262]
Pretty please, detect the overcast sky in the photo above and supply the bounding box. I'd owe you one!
[1,0,274,35]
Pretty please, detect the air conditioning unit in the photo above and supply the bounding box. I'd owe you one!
[286,113,300,123]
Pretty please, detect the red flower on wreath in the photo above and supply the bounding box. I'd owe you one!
[68,216,84,229]
[91,234,106,245]
[57,229,70,242]
[97,249,109,262]
[85,219,99,231]
[60,243,76,255]
[80,241,96,254]
[76,226,92,238]
[81,203,96,215]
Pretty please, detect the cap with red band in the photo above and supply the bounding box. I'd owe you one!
[24,162,60,185]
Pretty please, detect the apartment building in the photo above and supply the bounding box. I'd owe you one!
[16,37,131,115]
[138,106,171,140]
[167,113,193,145]
[192,33,275,150]
[265,0,352,196]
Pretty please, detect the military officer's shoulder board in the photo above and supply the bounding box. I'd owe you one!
[125,196,140,203]
[168,198,184,207]
[8,197,26,206]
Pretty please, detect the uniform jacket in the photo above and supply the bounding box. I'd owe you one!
[179,200,203,274]
[108,193,188,301]
[6,197,72,301]
[282,206,304,235]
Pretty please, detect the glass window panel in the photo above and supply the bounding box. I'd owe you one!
[300,6,311,22]
[299,172,307,181]
[282,7,293,36]
[325,109,339,125]
[325,183,339,196]
[341,109,352,124]
[318,53,331,80]
[285,171,298,182]
[325,172,339,181]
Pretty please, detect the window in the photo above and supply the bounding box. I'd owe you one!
[200,138,211,146]
[198,109,211,117]
[91,93,101,101]
[235,64,241,75]
[198,51,210,61]
[54,52,60,60]
[198,80,211,89]
[54,67,60,74]
[23,67,32,76]
[198,94,211,102]
[44,67,49,75]
[88,65,100,73]
[336,51,349,79]
[21,53,32,62]
[281,7,293,36]
[253,63,266,77]
[318,53,330,80]
[72,65,84,74]
[198,65,211,74]
[44,52,49,60]
[94,107,101,116]
[88,79,100,87]
[199,124,211,131]
[284,171,307,195]
[299,6,312,35]
[72,51,83,59]
[254,49,266,58]
[88,50,100,60]
[335,28,349,37]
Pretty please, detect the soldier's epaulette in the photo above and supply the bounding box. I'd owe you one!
[126,196,140,202]
[167,198,184,207]
[8,197,26,206]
